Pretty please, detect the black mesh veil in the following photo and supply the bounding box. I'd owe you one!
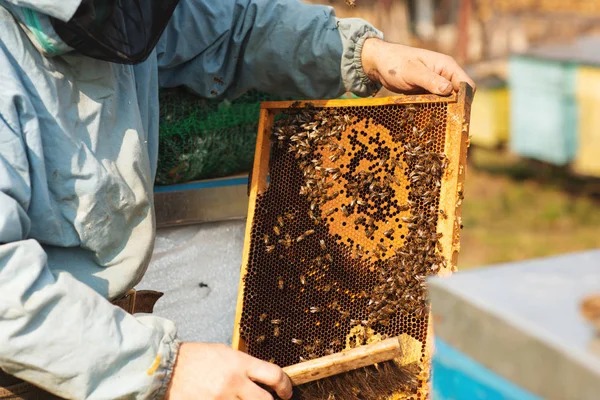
[51,0,180,64]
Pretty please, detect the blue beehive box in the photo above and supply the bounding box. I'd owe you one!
[509,55,578,166]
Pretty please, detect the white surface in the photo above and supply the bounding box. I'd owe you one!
[137,221,246,344]
[430,250,600,372]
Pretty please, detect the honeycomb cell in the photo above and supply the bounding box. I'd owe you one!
[239,101,455,398]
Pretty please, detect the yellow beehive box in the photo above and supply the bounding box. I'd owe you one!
[469,77,509,148]
[574,66,600,178]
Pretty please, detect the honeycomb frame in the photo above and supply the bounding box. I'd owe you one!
[233,84,473,399]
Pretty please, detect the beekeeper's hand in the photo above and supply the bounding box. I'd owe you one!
[361,39,476,95]
[167,343,292,400]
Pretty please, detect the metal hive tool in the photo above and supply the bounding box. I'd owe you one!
[233,83,474,399]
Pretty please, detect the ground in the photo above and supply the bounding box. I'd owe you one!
[459,147,600,269]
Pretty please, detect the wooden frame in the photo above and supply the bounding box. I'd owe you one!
[232,83,474,393]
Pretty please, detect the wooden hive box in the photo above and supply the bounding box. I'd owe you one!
[509,55,578,166]
[233,84,474,399]
[469,77,509,149]
[574,66,600,178]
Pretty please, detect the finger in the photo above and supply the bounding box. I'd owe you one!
[246,358,293,400]
[441,60,476,93]
[406,60,453,95]
[239,381,273,400]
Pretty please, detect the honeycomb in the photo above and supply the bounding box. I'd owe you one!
[234,87,472,399]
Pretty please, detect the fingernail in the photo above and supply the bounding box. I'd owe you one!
[438,82,451,93]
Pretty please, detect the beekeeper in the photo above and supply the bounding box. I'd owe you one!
[0,1,474,399]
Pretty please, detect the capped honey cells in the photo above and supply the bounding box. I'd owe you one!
[235,89,472,399]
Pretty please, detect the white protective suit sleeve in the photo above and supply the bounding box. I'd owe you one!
[157,0,383,98]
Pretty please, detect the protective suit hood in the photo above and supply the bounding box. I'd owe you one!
[1,0,180,64]
[1,1,79,57]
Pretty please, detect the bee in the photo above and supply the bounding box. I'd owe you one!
[277,276,284,290]
[402,216,417,223]
[355,245,365,257]
[325,348,335,355]
[354,216,366,225]
[320,239,327,250]
[273,326,280,337]
[277,216,285,227]
[383,229,394,238]
[292,338,304,345]
[259,313,267,322]
[339,310,350,319]
[265,245,276,253]
[279,235,292,247]
[300,275,306,285]
[341,205,350,217]
[325,253,333,262]
[436,241,443,252]
[379,155,389,167]
[345,0,356,7]
[273,226,281,236]
[269,358,276,363]
[386,173,401,186]
[308,210,320,225]
[310,306,321,313]
[398,204,410,212]
[210,90,218,96]
[322,284,332,292]
[377,243,387,252]
[356,199,366,206]
[440,210,448,219]
[324,208,336,217]
[271,319,281,325]
[305,229,315,236]
[406,104,418,113]
[390,157,402,170]
[372,248,381,258]
[350,319,362,326]
[314,339,322,347]
[263,234,270,245]
[213,76,224,85]
[296,234,305,243]
[255,335,266,344]
[365,227,375,238]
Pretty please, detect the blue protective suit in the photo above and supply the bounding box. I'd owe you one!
[0,1,382,398]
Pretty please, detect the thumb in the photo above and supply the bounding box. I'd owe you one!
[406,61,453,95]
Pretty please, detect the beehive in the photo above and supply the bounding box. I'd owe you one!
[469,78,509,149]
[509,55,578,166]
[574,66,600,178]
[233,84,473,399]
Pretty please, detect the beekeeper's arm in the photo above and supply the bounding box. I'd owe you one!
[156,0,474,101]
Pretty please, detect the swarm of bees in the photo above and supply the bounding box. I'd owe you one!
[242,99,451,367]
